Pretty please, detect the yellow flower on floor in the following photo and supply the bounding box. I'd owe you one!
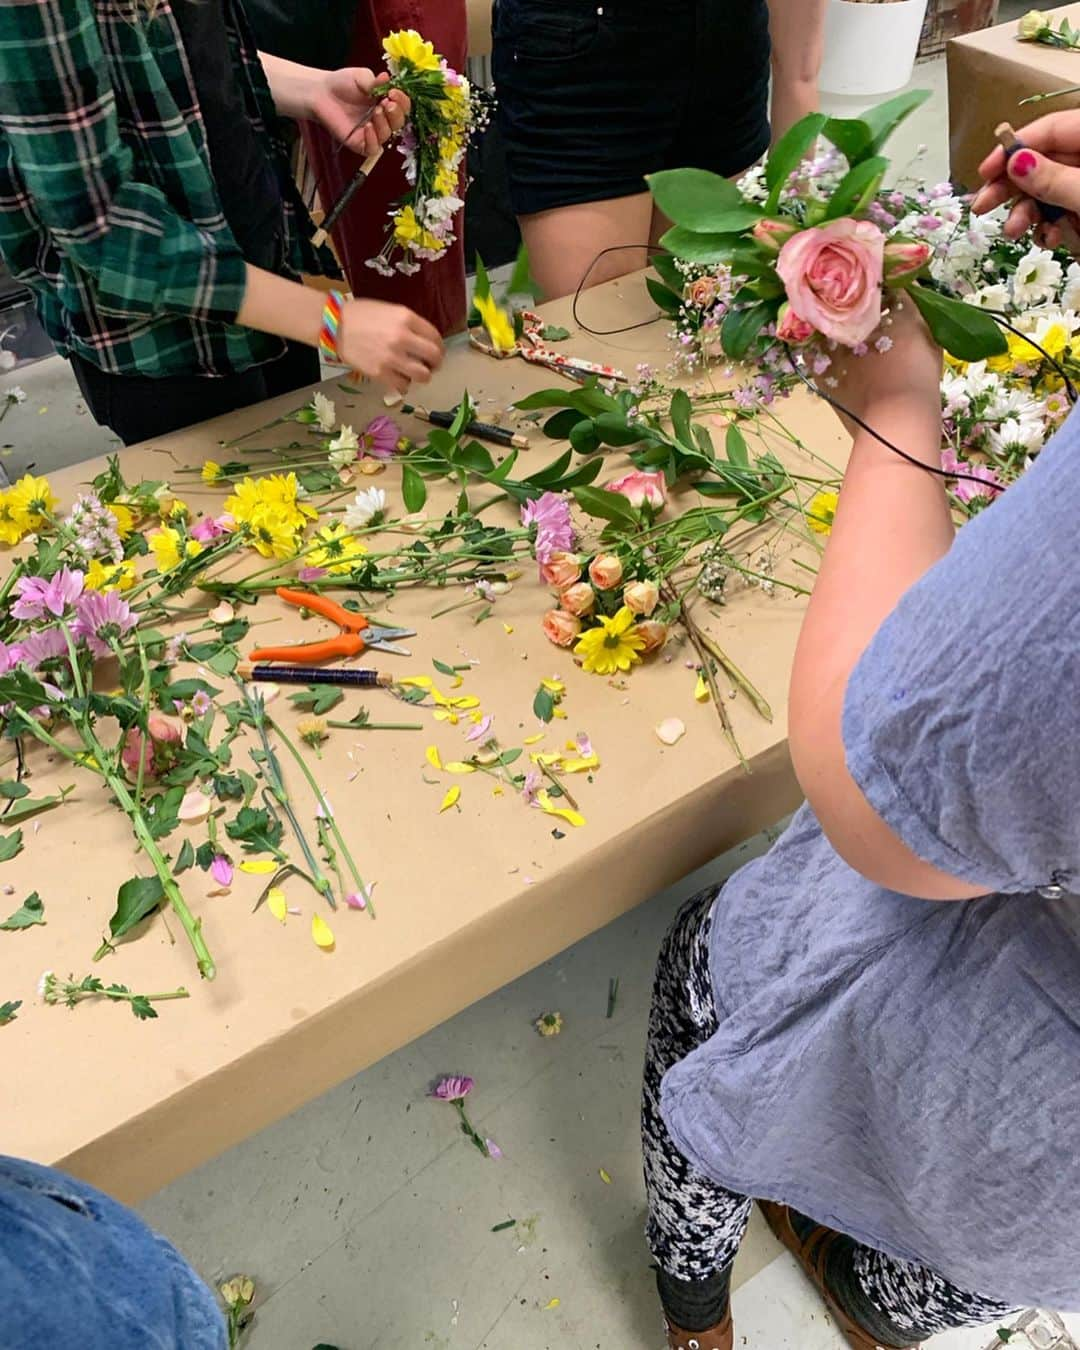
[107,502,136,539]
[305,523,367,575]
[164,498,190,521]
[7,473,57,531]
[475,292,516,355]
[86,558,136,592]
[0,493,27,546]
[574,607,646,676]
[201,460,224,485]
[149,527,183,572]
[225,473,315,533]
[807,489,839,536]
[246,503,302,560]
[383,28,441,71]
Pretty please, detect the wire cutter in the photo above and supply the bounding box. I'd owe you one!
[249,587,414,664]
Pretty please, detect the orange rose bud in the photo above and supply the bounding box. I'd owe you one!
[542,609,582,647]
[623,579,660,616]
[588,552,624,590]
[560,581,596,617]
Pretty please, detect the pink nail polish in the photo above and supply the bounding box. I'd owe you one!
[1012,150,1037,178]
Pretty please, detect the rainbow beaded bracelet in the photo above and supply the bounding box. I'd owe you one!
[318,290,346,365]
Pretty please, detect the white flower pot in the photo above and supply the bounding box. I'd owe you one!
[819,0,931,97]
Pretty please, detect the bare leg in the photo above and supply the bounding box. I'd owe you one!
[518,192,656,302]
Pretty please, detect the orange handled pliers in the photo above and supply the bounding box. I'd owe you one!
[249,587,414,665]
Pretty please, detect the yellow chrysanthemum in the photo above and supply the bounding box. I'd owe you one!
[7,474,57,530]
[149,527,183,572]
[164,498,190,521]
[245,503,303,560]
[225,473,314,531]
[383,28,441,71]
[86,558,136,592]
[475,292,516,354]
[434,161,460,198]
[393,205,423,248]
[807,489,839,535]
[184,538,203,559]
[305,523,367,575]
[107,502,136,539]
[0,493,27,546]
[202,460,224,485]
[574,607,646,676]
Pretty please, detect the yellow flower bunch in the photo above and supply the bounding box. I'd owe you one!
[150,527,204,573]
[224,473,318,559]
[383,28,440,71]
[86,558,137,592]
[305,523,367,575]
[0,474,57,545]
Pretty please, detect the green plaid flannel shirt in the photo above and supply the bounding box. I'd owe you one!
[0,0,332,378]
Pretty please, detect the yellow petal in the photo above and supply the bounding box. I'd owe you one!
[426,745,443,771]
[440,785,461,812]
[451,675,463,689]
[544,1298,561,1311]
[240,859,279,875]
[430,687,450,707]
[564,741,578,751]
[523,733,545,746]
[492,786,504,797]
[552,708,568,720]
[312,913,335,949]
[267,888,287,924]
[561,754,599,774]
[503,623,514,634]
[443,761,476,774]
[694,673,710,703]
[537,790,585,828]
[599,1168,612,1184]
[433,710,460,725]
[469,711,485,724]
[448,695,480,710]
[399,675,433,689]
[540,679,565,694]
[530,752,563,767]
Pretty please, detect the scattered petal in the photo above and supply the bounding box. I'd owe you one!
[399,675,433,689]
[178,789,212,824]
[599,1168,612,1185]
[443,761,476,774]
[448,695,480,710]
[492,786,504,797]
[561,754,599,774]
[433,710,460,725]
[655,718,686,746]
[251,682,280,706]
[208,601,235,625]
[465,715,493,742]
[530,752,562,767]
[440,786,461,813]
[537,790,585,828]
[523,733,545,746]
[486,1138,503,1159]
[311,914,335,949]
[345,886,371,910]
[425,744,443,771]
[544,1298,560,1311]
[540,679,565,694]
[694,673,710,703]
[503,623,514,635]
[552,708,567,720]
[267,888,287,924]
[575,732,594,756]
[240,859,279,875]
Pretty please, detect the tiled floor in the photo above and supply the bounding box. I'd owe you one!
[9,10,1072,1345]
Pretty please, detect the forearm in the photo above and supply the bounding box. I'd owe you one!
[789,397,987,898]
[258,52,320,121]
[235,266,324,347]
[767,0,826,137]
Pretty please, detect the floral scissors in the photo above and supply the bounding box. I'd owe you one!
[249,588,414,665]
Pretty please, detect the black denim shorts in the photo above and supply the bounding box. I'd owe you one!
[492,0,772,217]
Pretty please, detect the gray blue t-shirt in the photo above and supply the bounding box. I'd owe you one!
[661,405,1080,1309]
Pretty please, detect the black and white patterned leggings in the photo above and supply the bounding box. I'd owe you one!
[642,890,1015,1343]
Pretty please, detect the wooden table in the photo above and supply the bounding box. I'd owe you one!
[2,272,844,1203]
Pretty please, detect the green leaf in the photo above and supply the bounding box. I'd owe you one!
[524,450,573,486]
[533,687,556,722]
[128,994,158,1021]
[824,157,888,221]
[506,242,539,300]
[721,300,776,359]
[496,748,523,767]
[491,1219,517,1233]
[908,285,1007,361]
[765,112,828,209]
[647,167,748,231]
[670,389,694,447]
[288,685,343,715]
[485,448,520,482]
[212,773,244,801]
[175,839,196,875]
[206,648,238,677]
[646,277,682,315]
[0,829,22,863]
[107,876,165,943]
[823,89,931,166]
[0,790,71,826]
[473,252,492,303]
[540,324,570,341]
[454,441,495,474]
[401,463,427,513]
[0,891,44,931]
[572,486,640,529]
[593,412,643,448]
[652,251,684,292]
[660,224,745,265]
[726,424,750,468]
[568,420,602,456]
[0,999,20,1025]
[542,409,586,441]
[226,806,285,854]
[0,781,29,800]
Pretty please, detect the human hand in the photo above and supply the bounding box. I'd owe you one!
[972,111,1080,248]
[339,300,444,394]
[309,69,410,157]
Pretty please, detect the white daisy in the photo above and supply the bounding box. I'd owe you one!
[329,425,359,454]
[311,391,336,433]
[343,487,387,530]
[989,417,1046,457]
[1012,246,1064,307]
[1062,261,1080,313]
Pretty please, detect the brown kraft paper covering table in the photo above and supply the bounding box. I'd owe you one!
[950,2,1080,190]
[1,272,846,1203]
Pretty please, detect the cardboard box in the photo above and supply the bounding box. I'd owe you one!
[949,2,1080,189]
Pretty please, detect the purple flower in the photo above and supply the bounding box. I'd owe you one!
[15,627,69,670]
[210,855,233,888]
[485,1139,503,1160]
[71,590,136,657]
[465,714,492,743]
[0,640,18,675]
[359,414,400,461]
[521,768,542,806]
[298,566,328,583]
[190,515,230,544]
[520,492,573,565]
[345,889,368,910]
[874,335,894,354]
[432,1075,474,1102]
[11,567,85,621]
[191,690,212,716]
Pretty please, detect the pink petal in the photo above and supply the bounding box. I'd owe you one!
[465,714,492,743]
[178,789,212,824]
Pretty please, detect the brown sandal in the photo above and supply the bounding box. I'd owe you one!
[758,1201,919,1350]
[663,1306,733,1350]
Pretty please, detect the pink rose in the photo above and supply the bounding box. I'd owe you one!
[606,470,666,512]
[588,553,624,591]
[539,550,583,591]
[752,217,799,253]
[776,218,885,347]
[560,582,596,617]
[687,276,719,308]
[121,712,183,780]
[776,303,815,345]
[623,579,660,616]
[882,237,932,285]
[542,609,581,647]
[636,620,669,654]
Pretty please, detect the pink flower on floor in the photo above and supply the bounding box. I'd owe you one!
[190,515,231,544]
[0,640,18,674]
[776,218,885,347]
[606,469,666,512]
[521,492,574,565]
[11,567,84,621]
[121,712,183,780]
[191,691,212,717]
[298,566,328,583]
[359,415,400,461]
[71,590,137,657]
[432,1075,474,1102]
[210,855,233,888]
[14,628,68,671]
